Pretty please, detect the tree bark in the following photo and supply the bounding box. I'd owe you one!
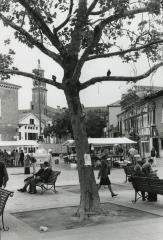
[64,82,101,219]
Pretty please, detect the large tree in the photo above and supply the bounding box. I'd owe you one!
[0,0,163,218]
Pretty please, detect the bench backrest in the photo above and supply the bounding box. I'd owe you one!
[48,171,61,183]
[148,178,163,194]
[131,177,163,194]
[132,177,151,192]
[0,188,14,216]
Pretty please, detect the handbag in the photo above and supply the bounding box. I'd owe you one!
[107,166,110,175]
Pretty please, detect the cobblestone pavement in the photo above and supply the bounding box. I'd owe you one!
[1,158,163,240]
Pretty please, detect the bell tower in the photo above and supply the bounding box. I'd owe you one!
[31,60,47,115]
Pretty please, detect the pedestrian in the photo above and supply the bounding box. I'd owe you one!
[10,149,15,166]
[48,149,53,168]
[3,149,9,166]
[30,152,37,174]
[151,146,157,167]
[0,161,9,188]
[98,154,118,198]
[14,149,20,167]
[19,149,24,167]
[128,146,138,165]
[24,154,31,174]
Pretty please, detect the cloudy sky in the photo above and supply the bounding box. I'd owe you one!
[1,22,163,110]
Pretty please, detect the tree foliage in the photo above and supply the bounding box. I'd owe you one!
[48,109,106,139]
[86,111,106,138]
[51,110,73,140]
[0,0,162,84]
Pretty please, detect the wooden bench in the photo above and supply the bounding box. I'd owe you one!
[0,188,14,230]
[36,170,61,193]
[123,165,134,182]
[131,176,163,202]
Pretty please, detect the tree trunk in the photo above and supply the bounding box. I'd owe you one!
[64,86,101,219]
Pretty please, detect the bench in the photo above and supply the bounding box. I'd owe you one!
[131,176,163,202]
[123,165,134,182]
[0,188,14,230]
[36,170,61,193]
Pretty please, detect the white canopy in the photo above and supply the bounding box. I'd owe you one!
[0,140,38,147]
[63,137,136,146]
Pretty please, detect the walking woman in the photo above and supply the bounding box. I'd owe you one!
[98,154,118,198]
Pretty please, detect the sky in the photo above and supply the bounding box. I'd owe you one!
[0,22,163,110]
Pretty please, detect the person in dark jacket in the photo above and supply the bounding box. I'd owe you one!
[142,158,158,202]
[19,150,24,167]
[0,161,9,188]
[18,164,44,192]
[28,161,52,194]
[98,155,117,197]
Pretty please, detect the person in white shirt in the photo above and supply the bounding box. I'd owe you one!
[48,149,53,168]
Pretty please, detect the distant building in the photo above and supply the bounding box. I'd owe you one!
[0,81,21,141]
[117,85,163,157]
[19,61,64,142]
[18,112,52,142]
[107,100,121,137]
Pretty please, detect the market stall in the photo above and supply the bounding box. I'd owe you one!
[62,137,137,167]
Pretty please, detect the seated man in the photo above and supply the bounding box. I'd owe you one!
[28,161,52,194]
[142,158,158,177]
[134,159,144,176]
[142,158,158,202]
[18,161,51,193]
[133,159,145,201]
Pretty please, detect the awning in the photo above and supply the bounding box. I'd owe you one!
[0,140,38,147]
[63,137,136,147]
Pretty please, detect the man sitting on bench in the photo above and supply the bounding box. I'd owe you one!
[18,161,52,194]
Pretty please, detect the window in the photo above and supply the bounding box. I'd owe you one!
[28,133,38,140]
[25,132,27,140]
[19,132,21,140]
[30,118,34,125]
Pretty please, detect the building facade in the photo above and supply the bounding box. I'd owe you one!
[118,86,163,157]
[107,100,121,137]
[0,81,21,141]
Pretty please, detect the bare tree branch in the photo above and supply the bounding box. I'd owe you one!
[0,69,63,90]
[17,0,67,56]
[87,39,163,61]
[0,13,63,66]
[100,7,149,29]
[80,62,163,90]
[87,0,99,15]
[55,0,74,31]
[73,6,155,79]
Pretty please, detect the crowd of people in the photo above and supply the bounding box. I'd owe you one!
[0,149,25,167]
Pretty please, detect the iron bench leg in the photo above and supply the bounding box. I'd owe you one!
[1,210,9,231]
